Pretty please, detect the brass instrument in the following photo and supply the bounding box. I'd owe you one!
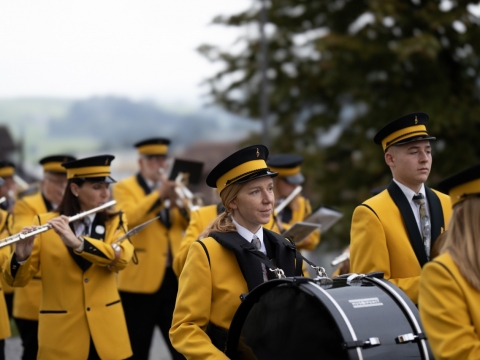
[158,168,199,213]
[173,172,200,212]
[0,200,116,249]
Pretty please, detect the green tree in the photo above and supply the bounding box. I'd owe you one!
[199,0,480,248]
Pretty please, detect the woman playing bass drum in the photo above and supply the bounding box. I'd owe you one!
[169,145,303,359]
[3,155,134,360]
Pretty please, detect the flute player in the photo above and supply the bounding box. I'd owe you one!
[3,155,134,360]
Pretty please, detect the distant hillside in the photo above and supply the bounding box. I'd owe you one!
[0,96,261,163]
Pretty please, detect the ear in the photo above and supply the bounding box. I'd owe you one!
[229,199,238,210]
[70,183,79,197]
[385,151,395,167]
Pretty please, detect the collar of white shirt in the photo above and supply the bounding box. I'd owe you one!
[231,217,265,253]
[393,178,426,204]
[74,214,96,237]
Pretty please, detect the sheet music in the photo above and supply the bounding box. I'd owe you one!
[282,222,321,245]
[304,206,343,233]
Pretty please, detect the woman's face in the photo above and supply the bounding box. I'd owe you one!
[72,181,111,212]
[230,176,274,233]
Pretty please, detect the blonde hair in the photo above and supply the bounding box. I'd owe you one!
[443,196,480,291]
[199,183,244,239]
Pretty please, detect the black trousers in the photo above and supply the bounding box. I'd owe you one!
[4,294,12,319]
[88,337,101,360]
[120,267,184,360]
[13,318,38,360]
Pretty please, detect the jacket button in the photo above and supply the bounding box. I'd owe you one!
[84,278,89,283]
[86,307,90,311]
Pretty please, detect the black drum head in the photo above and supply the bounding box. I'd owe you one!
[229,284,348,360]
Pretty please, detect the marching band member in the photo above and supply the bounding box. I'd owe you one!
[0,161,17,324]
[267,154,320,250]
[0,178,12,360]
[350,112,451,304]
[0,161,17,214]
[11,154,75,360]
[113,138,187,360]
[170,145,303,359]
[419,164,480,360]
[4,155,134,360]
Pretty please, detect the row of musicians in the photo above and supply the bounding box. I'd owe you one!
[0,138,320,360]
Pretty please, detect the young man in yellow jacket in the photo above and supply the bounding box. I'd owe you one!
[350,112,452,304]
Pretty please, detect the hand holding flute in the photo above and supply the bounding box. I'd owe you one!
[8,200,116,261]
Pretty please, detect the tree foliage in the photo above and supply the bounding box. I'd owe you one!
[199,0,480,247]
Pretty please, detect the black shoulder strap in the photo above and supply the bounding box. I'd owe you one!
[210,231,266,291]
[196,240,210,267]
[425,187,445,250]
[263,229,303,276]
[387,181,428,267]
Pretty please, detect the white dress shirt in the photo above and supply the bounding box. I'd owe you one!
[232,217,266,254]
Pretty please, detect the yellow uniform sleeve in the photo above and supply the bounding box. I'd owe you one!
[350,204,419,303]
[170,241,228,360]
[77,214,134,271]
[419,261,480,360]
[3,216,43,287]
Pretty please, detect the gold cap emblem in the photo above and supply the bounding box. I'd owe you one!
[105,158,109,165]
[415,115,418,125]
[256,148,260,157]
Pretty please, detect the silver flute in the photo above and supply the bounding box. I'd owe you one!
[0,200,116,249]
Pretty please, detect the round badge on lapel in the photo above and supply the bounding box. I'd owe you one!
[95,225,105,235]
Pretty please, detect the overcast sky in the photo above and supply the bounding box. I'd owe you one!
[0,0,252,107]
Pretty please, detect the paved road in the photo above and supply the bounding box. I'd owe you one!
[6,327,172,360]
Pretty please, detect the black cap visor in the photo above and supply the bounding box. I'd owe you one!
[389,135,436,149]
[222,169,278,192]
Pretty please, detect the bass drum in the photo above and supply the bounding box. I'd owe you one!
[226,274,432,360]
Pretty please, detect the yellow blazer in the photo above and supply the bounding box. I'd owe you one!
[171,229,299,360]
[172,204,218,277]
[350,183,451,304]
[276,196,320,251]
[172,205,281,278]
[113,174,188,293]
[0,209,12,340]
[4,212,134,360]
[11,191,47,320]
[0,213,14,297]
[419,253,480,360]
